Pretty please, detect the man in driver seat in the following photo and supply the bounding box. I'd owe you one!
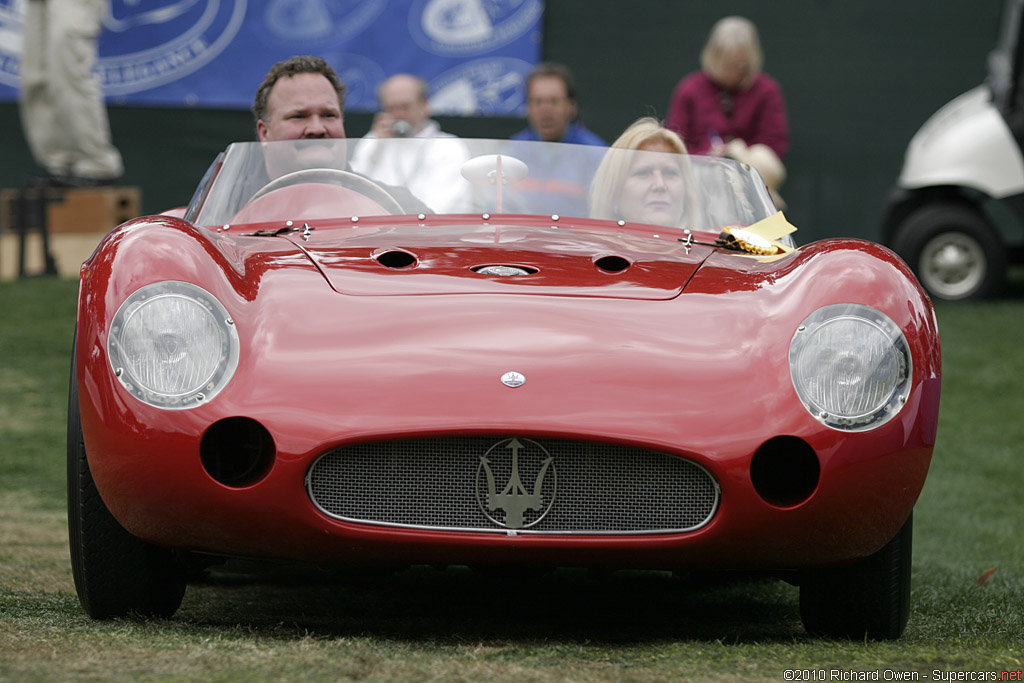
[252,56,430,214]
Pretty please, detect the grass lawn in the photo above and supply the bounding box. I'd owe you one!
[1,275,1022,682]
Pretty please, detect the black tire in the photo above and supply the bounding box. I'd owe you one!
[890,203,1005,301]
[67,336,187,619]
[799,513,913,640]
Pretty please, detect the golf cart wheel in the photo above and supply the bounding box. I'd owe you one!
[67,337,187,619]
[891,203,1005,301]
[799,513,912,640]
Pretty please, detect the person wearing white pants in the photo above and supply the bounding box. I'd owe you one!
[19,0,123,184]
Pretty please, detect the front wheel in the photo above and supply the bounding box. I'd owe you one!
[890,203,1005,301]
[68,337,187,619]
[799,513,913,639]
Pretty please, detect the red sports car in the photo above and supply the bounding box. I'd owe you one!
[68,137,940,639]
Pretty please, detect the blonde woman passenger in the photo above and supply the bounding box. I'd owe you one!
[590,117,699,230]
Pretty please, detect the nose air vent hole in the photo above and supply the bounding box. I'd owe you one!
[376,250,418,269]
[595,255,631,273]
[200,417,275,487]
[750,436,820,508]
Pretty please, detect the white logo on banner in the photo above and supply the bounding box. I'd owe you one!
[104,0,203,31]
[0,0,246,95]
[261,0,385,45]
[0,0,26,88]
[429,57,529,115]
[410,0,542,56]
[101,0,247,96]
[331,52,387,111]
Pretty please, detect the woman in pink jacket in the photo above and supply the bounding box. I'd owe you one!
[666,16,789,206]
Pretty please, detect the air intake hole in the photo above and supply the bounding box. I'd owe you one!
[749,436,820,507]
[201,417,275,487]
[376,250,417,268]
[595,255,630,273]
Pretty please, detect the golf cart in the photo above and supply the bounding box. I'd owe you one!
[883,0,1024,300]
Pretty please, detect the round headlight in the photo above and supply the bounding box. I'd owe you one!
[108,281,239,409]
[789,304,911,431]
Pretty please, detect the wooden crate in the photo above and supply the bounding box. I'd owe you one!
[0,186,141,234]
[0,186,141,279]
[0,231,108,280]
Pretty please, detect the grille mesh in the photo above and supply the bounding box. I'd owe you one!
[307,437,718,534]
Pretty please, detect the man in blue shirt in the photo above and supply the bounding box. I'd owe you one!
[512,62,605,145]
[504,62,606,217]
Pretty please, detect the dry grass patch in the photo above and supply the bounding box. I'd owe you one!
[0,490,72,593]
[0,367,51,436]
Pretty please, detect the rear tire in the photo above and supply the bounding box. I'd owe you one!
[890,203,1005,301]
[799,513,913,640]
[67,337,187,619]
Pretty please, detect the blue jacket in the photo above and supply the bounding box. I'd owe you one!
[511,121,606,146]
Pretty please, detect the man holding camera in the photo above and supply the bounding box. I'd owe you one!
[349,74,470,213]
[365,74,449,141]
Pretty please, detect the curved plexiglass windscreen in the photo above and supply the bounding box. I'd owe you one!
[187,137,778,234]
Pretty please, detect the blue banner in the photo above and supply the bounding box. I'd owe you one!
[0,0,542,114]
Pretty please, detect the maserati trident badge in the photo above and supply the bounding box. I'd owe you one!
[500,371,525,387]
[476,438,556,529]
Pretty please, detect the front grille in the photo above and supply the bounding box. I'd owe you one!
[306,437,719,534]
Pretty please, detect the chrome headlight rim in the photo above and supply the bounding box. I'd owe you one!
[789,303,912,432]
[107,280,239,410]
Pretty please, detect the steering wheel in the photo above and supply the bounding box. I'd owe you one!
[249,168,404,215]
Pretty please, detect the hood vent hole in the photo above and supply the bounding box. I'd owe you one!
[376,250,418,269]
[595,255,631,273]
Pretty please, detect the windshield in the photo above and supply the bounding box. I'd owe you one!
[187,137,777,234]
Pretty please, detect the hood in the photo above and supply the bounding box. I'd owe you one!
[288,221,714,300]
